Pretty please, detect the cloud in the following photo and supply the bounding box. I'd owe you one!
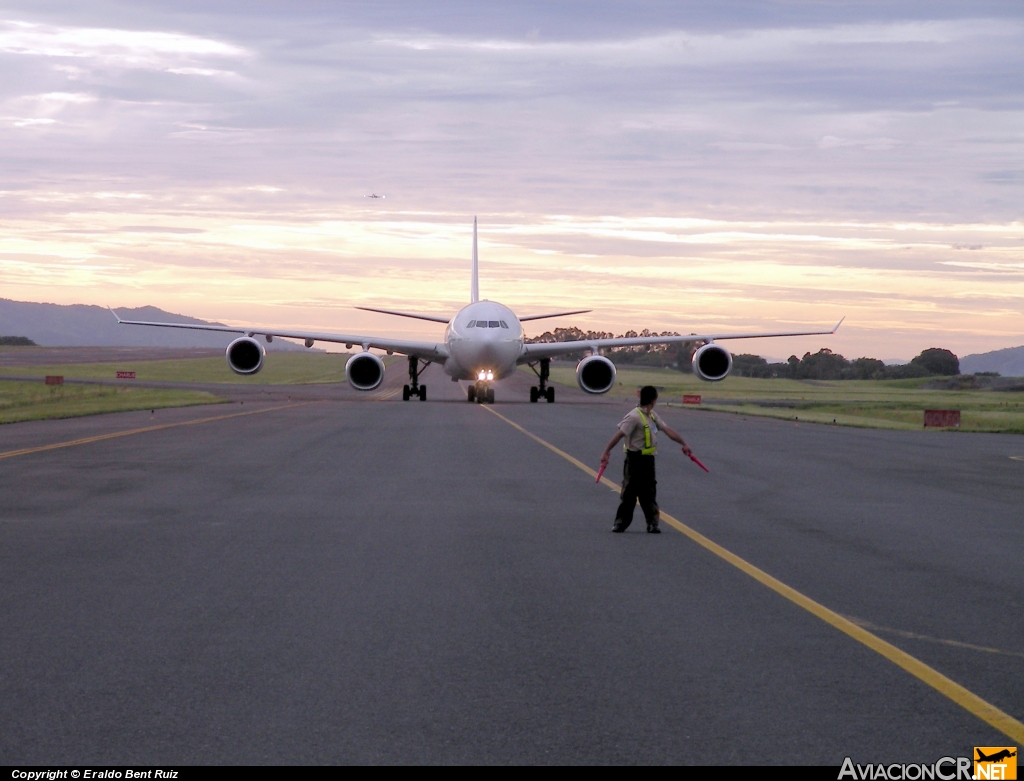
[374,18,1022,67]
[0,19,246,69]
[33,91,95,103]
[818,135,903,150]
[4,116,56,127]
[165,67,240,78]
[0,4,1021,359]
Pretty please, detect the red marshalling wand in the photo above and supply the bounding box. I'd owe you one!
[595,461,608,483]
[688,452,710,472]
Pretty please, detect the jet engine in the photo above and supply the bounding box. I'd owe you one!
[345,351,385,390]
[576,354,617,394]
[226,336,266,375]
[691,343,732,381]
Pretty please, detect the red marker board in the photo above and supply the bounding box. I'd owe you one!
[683,394,702,405]
[117,371,136,379]
[924,409,960,428]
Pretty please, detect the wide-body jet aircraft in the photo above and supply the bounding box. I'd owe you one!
[114,219,842,403]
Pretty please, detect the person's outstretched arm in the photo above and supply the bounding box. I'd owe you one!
[659,423,692,456]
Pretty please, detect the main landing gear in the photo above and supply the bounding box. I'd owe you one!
[402,356,430,401]
[528,358,555,403]
[468,382,495,404]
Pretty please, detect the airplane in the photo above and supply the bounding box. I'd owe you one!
[976,749,1016,763]
[364,194,385,199]
[112,218,843,404]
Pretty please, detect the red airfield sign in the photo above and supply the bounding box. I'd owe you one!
[924,409,960,428]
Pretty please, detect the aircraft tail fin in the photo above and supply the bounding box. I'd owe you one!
[471,217,479,303]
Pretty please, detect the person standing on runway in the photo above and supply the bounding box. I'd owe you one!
[600,385,692,533]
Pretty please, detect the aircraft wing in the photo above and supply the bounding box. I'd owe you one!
[519,309,593,322]
[355,306,452,323]
[518,319,844,362]
[110,311,450,362]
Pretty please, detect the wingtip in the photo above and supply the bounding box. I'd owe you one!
[832,316,846,333]
[108,306,121,324]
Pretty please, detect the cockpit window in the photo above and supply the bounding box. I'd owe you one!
[467,320,476,328]
[499,320,508,328]
[488,321,499,328]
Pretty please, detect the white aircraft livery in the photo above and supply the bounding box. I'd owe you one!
[113,218,842,403]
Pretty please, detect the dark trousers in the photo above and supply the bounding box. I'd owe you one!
[614,451,660,529]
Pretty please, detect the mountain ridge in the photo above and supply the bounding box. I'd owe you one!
[960,344,1024,377]
[0,299,310,351]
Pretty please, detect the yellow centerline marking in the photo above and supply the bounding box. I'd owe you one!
[481,404,1024,744]
[0,401,316,461]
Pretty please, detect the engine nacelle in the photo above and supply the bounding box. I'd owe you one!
[226,336,265,375]
[345,351,385,390]
[692,343,732,381]
[576,354,617,394]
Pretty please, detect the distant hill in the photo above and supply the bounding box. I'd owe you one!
[0,299,309,351]
[960,345,1024,377]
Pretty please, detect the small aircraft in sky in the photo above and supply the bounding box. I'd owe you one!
[113,218,842,403]
[364,194,385,199]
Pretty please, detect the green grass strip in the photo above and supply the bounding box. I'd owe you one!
[0,352,353,385]
[533,364,1024,433]
[0,380,224,424]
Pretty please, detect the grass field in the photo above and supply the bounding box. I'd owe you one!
[0,352,355,385]
[538,364,1024,433]
[0,380,224,425]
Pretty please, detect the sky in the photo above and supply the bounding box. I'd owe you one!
[1,1,1022,360]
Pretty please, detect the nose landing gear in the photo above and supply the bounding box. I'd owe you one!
[529,358,555,403]
[402,355,430,401]
[469,381,495,403]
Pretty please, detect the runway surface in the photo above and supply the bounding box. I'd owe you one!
[1,365,1022,764]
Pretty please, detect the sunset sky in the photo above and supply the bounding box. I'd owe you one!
[1,1,1022,360]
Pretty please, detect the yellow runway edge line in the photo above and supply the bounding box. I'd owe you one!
[0,401,317,461]
[481,405,1024,744]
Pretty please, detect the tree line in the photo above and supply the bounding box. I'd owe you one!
[731,348,959,380]
[526,326,692,366]
[526,327,961,379]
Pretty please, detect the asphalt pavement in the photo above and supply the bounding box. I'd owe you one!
[1,365,1021,764]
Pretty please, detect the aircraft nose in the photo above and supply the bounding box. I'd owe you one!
[486,340,506,360]
[476,341,501,365]
[463,338,503,368]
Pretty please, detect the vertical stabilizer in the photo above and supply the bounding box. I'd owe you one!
[471,217,479,303]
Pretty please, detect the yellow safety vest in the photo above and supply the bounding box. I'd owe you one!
[625,408,657,455]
